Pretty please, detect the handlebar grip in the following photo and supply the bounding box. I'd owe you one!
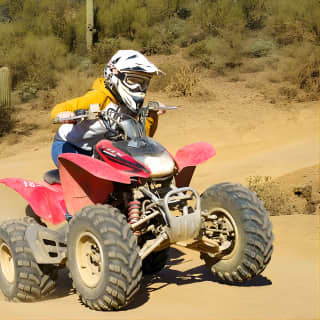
[147,101,178,111]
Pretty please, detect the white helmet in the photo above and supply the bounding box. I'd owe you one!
[104,50,161,113]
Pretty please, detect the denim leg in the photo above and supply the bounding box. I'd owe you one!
[51,140,79,167]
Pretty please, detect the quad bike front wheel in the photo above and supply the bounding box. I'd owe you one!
[200,183,274,283]
[67,204,142,311]
[0,219,57,301]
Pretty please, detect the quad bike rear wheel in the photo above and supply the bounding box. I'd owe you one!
[67,204,142,311]
[200,183,274,283]
[0,219,57,301]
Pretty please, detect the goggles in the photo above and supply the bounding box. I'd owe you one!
[119,72,151,93]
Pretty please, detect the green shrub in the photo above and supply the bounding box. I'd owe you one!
[240,0,267,30]
[192,0,245,36]
[280,44,320,95]
[3,35,69,89]
[267,0,320,45]
[137,24,175,55]
[90,38,121,64]
[188,41,213,68]
[246,39,273,57]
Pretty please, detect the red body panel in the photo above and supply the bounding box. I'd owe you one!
[174,142,216,187]
[174,142,216,171]
[58,152,150,215]
[0,142,215,224]
[58,153,133,185]
[0,178,66,225]
[96,140,151,178]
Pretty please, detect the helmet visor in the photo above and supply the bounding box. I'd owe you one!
[122,72,151,93]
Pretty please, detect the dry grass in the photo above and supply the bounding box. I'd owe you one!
[48,70,96,109]
[165,65,199,97]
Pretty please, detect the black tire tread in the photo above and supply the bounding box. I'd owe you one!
[0,219,56,301]
[201,182,274,283]
[67,204,142,311]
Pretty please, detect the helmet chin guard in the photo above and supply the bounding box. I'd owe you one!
[116,80,145,112]
[104,50,161,113]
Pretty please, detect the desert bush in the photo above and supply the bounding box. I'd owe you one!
[90,38,121,64]
[278,86,298,100]
[187,41,213,69]
[297,53,320,94]
[240,0,268,30]
[192,0,245,36]
[267,0,320,45]
[137,23,176,55]
[2,35,69,89]
[279,44,320,95]
[246,39,273,57]
[247,176,298,215]
[49,70,96,108]
[148,63,179,92]
[197,37,244,74]
[240,60,265,73]
[96,0,142,39]
[165,65,199,97]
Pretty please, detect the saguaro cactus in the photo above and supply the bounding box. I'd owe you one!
[86,0,94,51]
[0,67,11,108]
[0,67,11,135]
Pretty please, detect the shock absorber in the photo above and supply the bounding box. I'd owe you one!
[128,200,141,235]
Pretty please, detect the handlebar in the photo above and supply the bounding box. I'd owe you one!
[147,101,178,111]
[52,102,177,141]
[53,102,178,124]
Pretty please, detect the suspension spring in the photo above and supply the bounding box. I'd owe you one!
[128,200,141,235]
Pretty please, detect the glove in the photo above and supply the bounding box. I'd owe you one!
[156,102,166,115]
[55,111,75,124]
[147,101,166,115]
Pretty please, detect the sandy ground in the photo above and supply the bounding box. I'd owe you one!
[0,77,319,319]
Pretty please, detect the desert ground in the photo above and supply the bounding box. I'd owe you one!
[0,75,318,319]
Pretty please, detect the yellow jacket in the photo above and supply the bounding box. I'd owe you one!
[51,78,157,137]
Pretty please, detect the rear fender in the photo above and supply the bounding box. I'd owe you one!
[174,142,216,187]
[0,178,66,225]
[58,153,131,215]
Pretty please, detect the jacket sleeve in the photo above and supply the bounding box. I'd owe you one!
[145,110,159,137]
[50,90,109,120]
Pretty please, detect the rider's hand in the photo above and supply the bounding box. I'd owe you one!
[56,111,75,124]
[157,102,166,116]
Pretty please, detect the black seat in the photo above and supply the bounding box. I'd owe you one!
[44,169,61,185]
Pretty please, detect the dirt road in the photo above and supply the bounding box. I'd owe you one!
[0,214,318,320]
[0,79,318,319]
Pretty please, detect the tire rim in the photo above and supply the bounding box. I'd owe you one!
[0,242,15,283]
[206,207,239,260]
[76,232,104,288]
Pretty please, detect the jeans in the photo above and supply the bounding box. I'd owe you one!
[51,139,93,167]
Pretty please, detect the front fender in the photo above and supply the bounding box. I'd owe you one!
[0,178,66,225]
[174,142,216,187]
[58,153,131,215]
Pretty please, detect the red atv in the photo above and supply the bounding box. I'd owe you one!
[0,103,273,310]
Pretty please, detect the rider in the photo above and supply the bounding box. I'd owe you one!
[50,50,163,167]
